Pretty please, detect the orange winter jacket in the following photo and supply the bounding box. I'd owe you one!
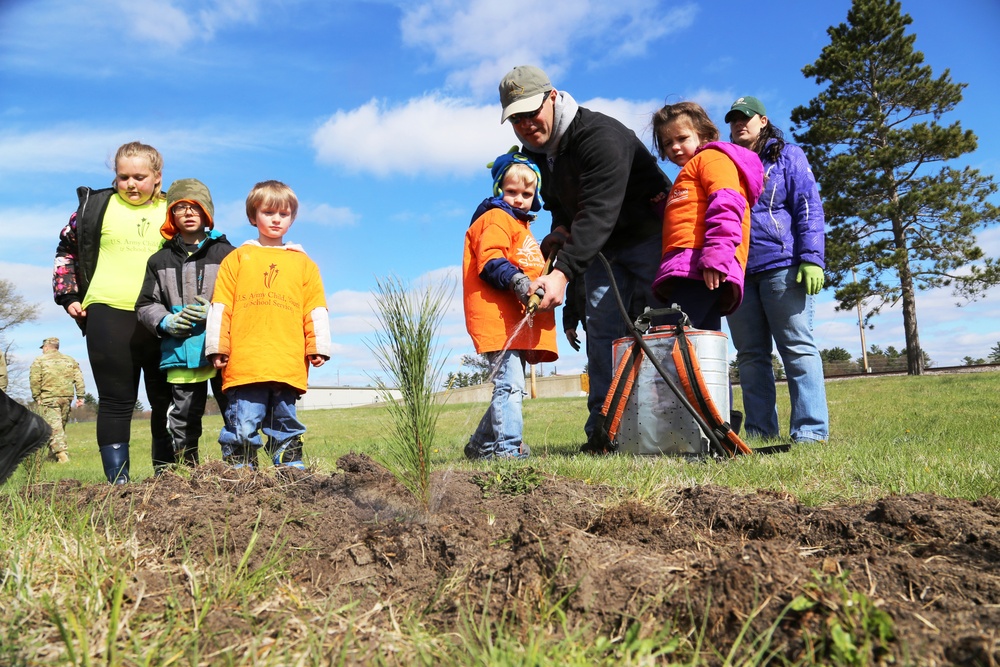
[205,241,331,393]
[463,207,558,364]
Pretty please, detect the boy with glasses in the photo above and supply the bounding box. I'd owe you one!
[136,178,234,469]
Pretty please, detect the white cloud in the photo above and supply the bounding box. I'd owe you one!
[116,0,194,46]
[301,203,359,228]
[312,96,512,177]
[196,0,265,38]
[0,125,285,177]
[0,205,77,241]
[312,94,674,177]
[583,97,662,143]
[399,0,697,97]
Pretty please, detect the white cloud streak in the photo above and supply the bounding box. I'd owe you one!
[399,0,697,97]
[312,96,513,177]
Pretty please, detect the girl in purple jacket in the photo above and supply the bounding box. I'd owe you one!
[725,96,829,445]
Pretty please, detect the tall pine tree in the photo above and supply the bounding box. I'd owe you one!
[791,0,1000,374]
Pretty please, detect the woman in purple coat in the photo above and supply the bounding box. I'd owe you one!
[725,96,829,445]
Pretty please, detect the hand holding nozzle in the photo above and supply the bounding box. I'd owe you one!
[527,287,545,314]
[527,255,555,314]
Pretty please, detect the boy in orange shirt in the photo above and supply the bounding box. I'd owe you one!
[462,151,558,459]
[205,180,331,469]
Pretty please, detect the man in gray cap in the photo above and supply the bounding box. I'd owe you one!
[29,337,85,463]
[498,65,671,453]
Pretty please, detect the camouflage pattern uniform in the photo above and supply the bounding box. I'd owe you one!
[29,338,85,458]
[0,351,8,392]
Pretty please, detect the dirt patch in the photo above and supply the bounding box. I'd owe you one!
[29,454,1000,665]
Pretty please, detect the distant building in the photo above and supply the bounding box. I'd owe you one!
[298,386,400,410]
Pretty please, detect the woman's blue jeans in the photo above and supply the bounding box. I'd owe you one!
[465,350,528,459]
[726,266,829,442]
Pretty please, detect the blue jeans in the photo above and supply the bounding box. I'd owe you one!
[219,382,305,457]
[583,235,663,438]
[465,351,528,459]
[726,266,829,442]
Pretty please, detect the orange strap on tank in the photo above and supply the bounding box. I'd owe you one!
[600,342,644,442]
[671,332,753,457]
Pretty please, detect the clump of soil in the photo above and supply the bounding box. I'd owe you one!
[30,454,1000,664]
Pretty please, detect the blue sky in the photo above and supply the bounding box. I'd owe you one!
[1,0,998,400]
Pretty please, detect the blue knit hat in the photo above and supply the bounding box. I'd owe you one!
[489,147,542,212]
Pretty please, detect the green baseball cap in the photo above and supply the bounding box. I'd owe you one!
[725,96,767,123]
[41,337,59,348]
[499,65,553,124]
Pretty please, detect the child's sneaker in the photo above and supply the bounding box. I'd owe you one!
[271,436,305,469]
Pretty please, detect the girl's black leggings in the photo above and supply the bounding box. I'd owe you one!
[85,304,170,447]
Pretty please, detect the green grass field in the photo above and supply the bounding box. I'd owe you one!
[3,372,998,665]
[12,372,999,503]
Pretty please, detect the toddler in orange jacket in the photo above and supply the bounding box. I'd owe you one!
[462,151,558,460]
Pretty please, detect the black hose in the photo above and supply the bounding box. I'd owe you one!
[595,252,728,457]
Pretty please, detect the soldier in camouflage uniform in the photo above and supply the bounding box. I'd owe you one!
[29,338,85,463]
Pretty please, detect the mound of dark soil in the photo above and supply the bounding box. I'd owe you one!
[32,455,1000,665]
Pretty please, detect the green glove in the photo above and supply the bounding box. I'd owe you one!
[180,296,211,323]
[796,262,825,295]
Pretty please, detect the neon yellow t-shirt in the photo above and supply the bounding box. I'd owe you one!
[166,366,216,384]
[83,194,166,311]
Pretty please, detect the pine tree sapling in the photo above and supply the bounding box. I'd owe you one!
[367,276,451,511]
[792,0,1000,375]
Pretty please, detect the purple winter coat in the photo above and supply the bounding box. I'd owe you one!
[745,140,825,274]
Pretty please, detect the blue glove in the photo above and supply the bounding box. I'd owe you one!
[796,263,825,296]
[160,312,194,337]
[180,296,210,323]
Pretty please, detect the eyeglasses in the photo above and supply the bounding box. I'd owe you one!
[172,204,200,215]
[508,99,547,125]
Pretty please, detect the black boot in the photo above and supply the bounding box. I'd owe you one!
[730,410,744,436]
[0,391,52,484]
[100,443,130,484]
[179,443,199,466]
[151,436,175,475]
[580,429,616,456]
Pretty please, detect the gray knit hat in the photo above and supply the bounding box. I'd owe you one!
[162,178,215,238]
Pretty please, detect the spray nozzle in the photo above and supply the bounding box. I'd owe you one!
[527,288,545,315]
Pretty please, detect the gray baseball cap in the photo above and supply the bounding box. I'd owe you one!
[499,65,553,124]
